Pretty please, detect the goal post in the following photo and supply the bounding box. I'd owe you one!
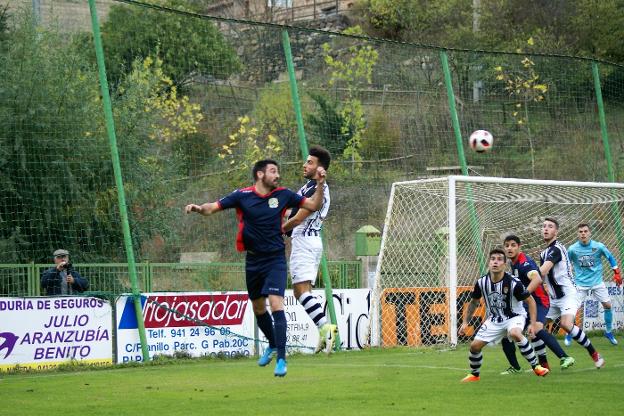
[370,175,624,348]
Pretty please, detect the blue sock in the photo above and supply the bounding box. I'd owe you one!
[256,312,275,349]
[272,310,287,360]
[604,308,613,333]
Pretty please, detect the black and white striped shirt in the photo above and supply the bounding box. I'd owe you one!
[471,272,529,322]
[288,179,330,239]
[540,239,575,300]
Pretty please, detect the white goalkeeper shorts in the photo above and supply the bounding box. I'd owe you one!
[546,292,578,320]
[289,237,323,285]
[576,282,611,306]
[474,315,526,344]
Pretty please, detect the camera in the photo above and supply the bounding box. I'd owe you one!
[61,262,73,271]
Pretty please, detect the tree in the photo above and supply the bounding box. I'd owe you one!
[359,0,624,64]
[0,11,201,263]
[322,26,379,172]
[306,92,354,156]
[100,0,241,88]
[365,0,475,45]
[494,38,549,178]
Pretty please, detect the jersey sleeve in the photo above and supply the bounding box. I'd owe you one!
[217,189,241,210]
[522,258,540,275]
[567,245,577,262]
[546,246,562,264]
[285,188,305,208]
[513,281,530,301]
[470,281,482,300]
[319,184,330,219]
[599,243,618,268]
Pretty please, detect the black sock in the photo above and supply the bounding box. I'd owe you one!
[272,310,287,361]
[502,337,521,370]
[256,311,275,349]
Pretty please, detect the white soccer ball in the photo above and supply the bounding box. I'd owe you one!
[469,130,494,153]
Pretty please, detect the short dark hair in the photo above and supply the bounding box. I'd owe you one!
[309,145,331,170]
[503,235,521,245]
[544,217,559,229]
[489,248,506,258]
[252,159,279,180]
[578,223,590,230]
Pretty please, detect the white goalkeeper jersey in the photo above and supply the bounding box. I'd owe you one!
[290,179,330,239]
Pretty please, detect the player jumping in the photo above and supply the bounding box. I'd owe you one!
[283,146,338,354]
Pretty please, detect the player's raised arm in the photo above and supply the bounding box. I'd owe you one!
[283,207,311,233]
[300,166,326,212]
[184,201,221,216]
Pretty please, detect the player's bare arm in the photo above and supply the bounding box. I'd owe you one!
[184,202,221,216]
[299,167,326,212]
[524,295,538,338]
[459,299,480,336]
[282,207,311,233]
[525,270,543,293]
[539,260,554,278]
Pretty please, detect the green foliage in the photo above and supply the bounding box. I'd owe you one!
[366,0,474,44]
[494,39,550,178]
[0,3,9,44]
[360,0,624,64]
[100,0,241,88]
[305,92,353,155]
[218,115,283,184]
[0,11,197,263]
[216,83,308,185]
[322,26,379,171]
[360,109,401,160]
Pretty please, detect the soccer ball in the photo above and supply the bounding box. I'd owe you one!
[469,130,494,153]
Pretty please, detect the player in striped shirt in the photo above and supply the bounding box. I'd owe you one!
[283,146,338,354]
[500,235,574,375]
[566,223,621,346]
[459,248,550,382]
[539,217,604,368]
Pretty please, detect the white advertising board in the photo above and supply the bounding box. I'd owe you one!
[0,297,113,372]
[275,288,371,354]
[115,292,255,363]
[581,283,624,331]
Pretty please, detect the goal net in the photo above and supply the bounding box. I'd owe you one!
[370,176,624,348]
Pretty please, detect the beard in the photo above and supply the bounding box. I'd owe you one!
[262,176,278,190]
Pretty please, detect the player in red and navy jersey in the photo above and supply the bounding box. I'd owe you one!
[500,235,574,375]
[185,159,327,377]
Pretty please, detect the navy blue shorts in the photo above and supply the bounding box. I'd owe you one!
[523,301,549,326]
[245,251,287,300]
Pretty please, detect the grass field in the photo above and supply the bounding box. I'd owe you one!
[1,337,622,415]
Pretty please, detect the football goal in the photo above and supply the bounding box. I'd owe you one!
[370,175,624,348]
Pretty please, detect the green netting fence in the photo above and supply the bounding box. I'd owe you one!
[0,260,360,297]
[1,0,624,298]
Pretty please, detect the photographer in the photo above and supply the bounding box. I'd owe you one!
[40,249,89,295]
